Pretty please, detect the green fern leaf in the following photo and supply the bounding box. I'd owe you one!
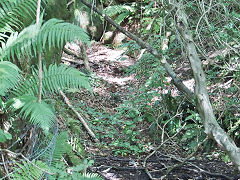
[43,131,71,164]
[39,18,89,51]
[9,95,56,133]
[14,64,91,97]
[104,5,135,24]
[0,18,89,61]
[11,160,48,180]
[0,25,14,43]
[72,172,103,180]
[0,61,21,96]
[115,12,131,24]
[69,136,85,157]
[0,0,42,30]
[0,23,40,60]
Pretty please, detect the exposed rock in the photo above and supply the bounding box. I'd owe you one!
[102,31,127,49]
[74,4,104,41]
[102,31,116,44]
[113,32,127,49]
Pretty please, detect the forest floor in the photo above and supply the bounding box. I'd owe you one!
[62,42,240,180]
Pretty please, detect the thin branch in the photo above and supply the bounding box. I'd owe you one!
[0,149,55,178]
[1,153,10,180]
[63,46,93,73]
[143,123,186,180]
[58,89,99,143]
[79,42,93,73]
[162,138,208,178]
[62,57,84,65]
[175,0,240,171]
[63,47,83,59]
[36,0,42,103]
[159,143,233,180]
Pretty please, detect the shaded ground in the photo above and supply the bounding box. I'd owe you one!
[93,154,240,180]
[62,43,240,180]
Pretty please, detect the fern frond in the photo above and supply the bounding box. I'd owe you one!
[104,5,136,24]
[0,24,14,43]
[0,61,21,96]
[69,136,85,157]
[11,160,47,180]
[48,162,103,180]
[44,131,71,164]
[39,18,89,50]
[14,64,91,97]
[0,23,40,60]
[9,95,56,132]
[72,172,103,180]
[0,18,89,61]
[0,0,43,30]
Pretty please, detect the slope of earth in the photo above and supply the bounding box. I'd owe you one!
[62,42,240,180]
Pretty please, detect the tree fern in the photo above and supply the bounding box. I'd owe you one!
[11,160,48,180]
[0,18,89,61]
[0,61,21,96]
[13,64,91,97]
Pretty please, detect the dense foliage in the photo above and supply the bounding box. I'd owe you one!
[0,0,101,179]
[0,0,239,179]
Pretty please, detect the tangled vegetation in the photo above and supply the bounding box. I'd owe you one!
[0,0,239,179]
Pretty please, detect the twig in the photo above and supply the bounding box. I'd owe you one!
[161,112,182,143]
[67,0,74,8]
[0,149,55,177]
[161,138,208,178]
[63,46,93,73]
[63,47,83,59]
[1,154,10,180]
[79,43,92,73]
[58,89,99,143]
[143,123,186,180]
[159,148,233,180]
[8,126,31,150]
[62,57,84,65]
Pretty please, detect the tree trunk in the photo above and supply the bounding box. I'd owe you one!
[175,2,240,171]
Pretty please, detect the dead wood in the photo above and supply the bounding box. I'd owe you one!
[59,89,98,143]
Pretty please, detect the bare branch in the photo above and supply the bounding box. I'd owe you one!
[59,89,99,143]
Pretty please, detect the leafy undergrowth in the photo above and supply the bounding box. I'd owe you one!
[60,42,240,179]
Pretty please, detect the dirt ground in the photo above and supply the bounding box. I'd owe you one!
[93,154,240,180]
[62,43,240,180]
